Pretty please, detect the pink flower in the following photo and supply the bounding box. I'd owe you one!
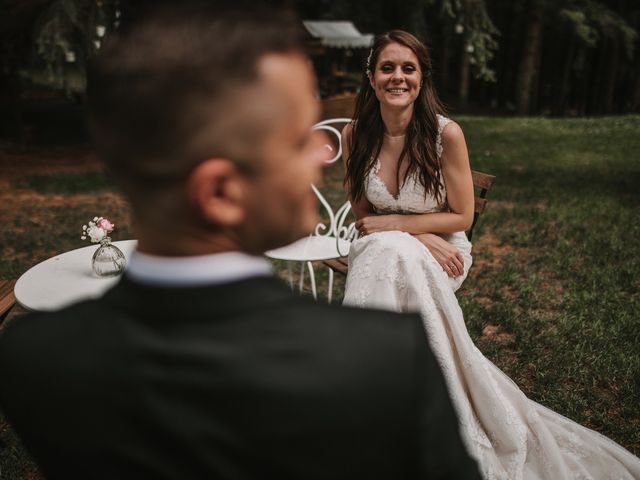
[97,218,115,232]
[81,216,117,243]
[87,225,106,242]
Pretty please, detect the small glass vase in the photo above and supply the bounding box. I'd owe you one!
[92,237,126,277]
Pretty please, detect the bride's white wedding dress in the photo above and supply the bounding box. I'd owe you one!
[343,115,640,479]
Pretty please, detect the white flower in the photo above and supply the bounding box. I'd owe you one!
[86,225,106,243]
[81,216,117,243]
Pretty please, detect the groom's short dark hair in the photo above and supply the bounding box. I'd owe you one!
[86,3,304,212]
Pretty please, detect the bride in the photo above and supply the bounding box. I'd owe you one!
[341,29,640,479]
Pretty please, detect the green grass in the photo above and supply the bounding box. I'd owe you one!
[312,115,640,451]
[456,115,640,448]
[15,170,118,194]
[1,116,639,476]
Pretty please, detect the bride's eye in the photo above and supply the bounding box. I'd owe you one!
[380,64,394,73]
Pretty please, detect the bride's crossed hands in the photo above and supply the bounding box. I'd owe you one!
[355,216,464,278]
[414,233,465,278]
[355,214,404,236]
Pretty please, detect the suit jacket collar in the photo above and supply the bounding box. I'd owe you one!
[126,250,272,288]
[101,274,295,319]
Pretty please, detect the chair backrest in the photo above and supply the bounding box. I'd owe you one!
[468,170,497,240]
[311,118,357,257]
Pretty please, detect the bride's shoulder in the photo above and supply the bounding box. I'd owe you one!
[437,116,465,145]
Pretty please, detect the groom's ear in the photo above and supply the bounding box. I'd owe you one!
[186,158,247,227]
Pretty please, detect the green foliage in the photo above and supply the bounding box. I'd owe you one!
[559,9,599,47]
[559,0,638,58]
[585,0,638,57]
[30,0,119,94]
[438,0,500,81]
[31,0,77,92]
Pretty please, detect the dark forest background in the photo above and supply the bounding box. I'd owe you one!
[294,0,640,116]
[1,0,639,144]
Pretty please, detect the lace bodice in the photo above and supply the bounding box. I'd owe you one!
[365,114,451,215]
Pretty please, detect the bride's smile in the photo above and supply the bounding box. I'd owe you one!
[369,42,422,109]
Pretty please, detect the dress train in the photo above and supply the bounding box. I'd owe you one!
[344,231,640,480]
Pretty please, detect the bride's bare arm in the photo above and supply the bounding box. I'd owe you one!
[355,122,474,235]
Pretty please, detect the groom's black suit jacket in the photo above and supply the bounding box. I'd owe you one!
[0,275,480,479]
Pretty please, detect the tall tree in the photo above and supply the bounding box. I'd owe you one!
[552,7,598,114]
[516,0,544,114]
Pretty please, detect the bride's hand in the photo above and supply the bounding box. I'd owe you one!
[355,214,404,236]
[414,233,464,277]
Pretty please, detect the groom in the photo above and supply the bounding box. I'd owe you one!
[0,4,480,479]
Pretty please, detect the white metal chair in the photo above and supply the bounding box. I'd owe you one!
[265,118,357,303]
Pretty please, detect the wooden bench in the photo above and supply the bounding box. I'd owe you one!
[0,279,17,324]
[323,169,497,276]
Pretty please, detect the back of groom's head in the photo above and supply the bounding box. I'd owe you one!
[87,3,326,254]
[87,3,300,178]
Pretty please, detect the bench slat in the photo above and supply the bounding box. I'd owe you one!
[474,196,488,215]
[472,170,496,192]
[323,258,349,276]
[0,279,17,322]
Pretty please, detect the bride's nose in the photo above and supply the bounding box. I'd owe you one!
[391,67,404,81]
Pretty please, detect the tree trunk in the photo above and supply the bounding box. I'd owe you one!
[554,34,576,116]
[516,0,543,115]
[529,29,544,114]
[576,47,594,115]
[459,48,471,109]
[440,20,452,91]
[602,36,620,114]
[632,66,640,112]
[493,0,525,111]
[0,70,24,141]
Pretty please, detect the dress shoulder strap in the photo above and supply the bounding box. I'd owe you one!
[436,114,451,158]
[437,114,452,134]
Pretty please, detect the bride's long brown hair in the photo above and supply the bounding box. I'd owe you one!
[345,30,447,204]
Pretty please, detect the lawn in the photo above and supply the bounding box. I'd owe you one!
[457,115,640,453]
[0,115,638,477]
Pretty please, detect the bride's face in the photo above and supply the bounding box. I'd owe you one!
[369,42,422,109]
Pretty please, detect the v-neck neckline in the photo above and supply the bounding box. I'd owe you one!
[372,160,406,201]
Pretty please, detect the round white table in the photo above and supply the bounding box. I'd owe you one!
[14,240,137,312]
[265,235,350,303]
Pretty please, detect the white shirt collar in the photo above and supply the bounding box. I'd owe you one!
[126,250,272,287]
